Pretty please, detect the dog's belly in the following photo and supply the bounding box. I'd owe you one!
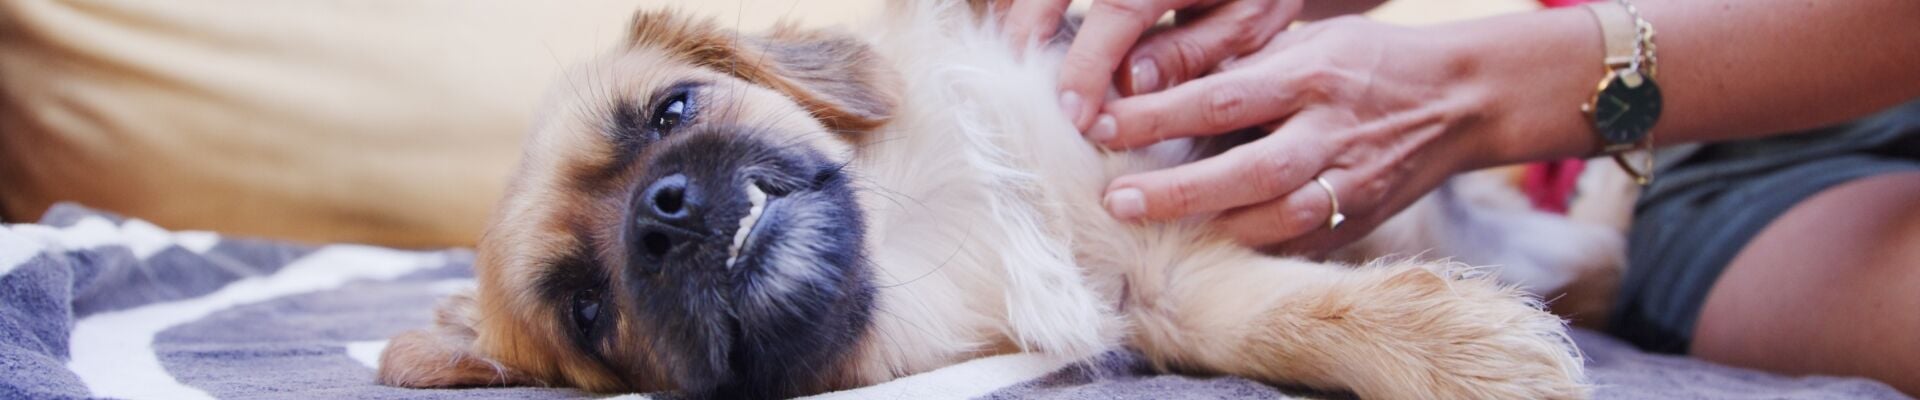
[839,2,1231,383]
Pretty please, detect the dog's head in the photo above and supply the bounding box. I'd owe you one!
[377,9,898,398]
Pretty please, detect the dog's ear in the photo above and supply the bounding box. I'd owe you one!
[629,10,900,133]
[376,292,531,388]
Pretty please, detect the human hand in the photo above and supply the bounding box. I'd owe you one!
[995,0,1305,131]
[1096,17,1501,255]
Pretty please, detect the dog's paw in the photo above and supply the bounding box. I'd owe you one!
[1353,266,1590,400]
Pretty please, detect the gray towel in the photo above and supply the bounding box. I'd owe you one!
[0,203,1906,399]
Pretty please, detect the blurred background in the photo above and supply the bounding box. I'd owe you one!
[0,0,1535,248]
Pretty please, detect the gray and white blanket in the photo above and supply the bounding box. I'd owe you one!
[1,204,1907,399]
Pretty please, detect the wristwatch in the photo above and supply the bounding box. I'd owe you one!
[1581,0,1660,185]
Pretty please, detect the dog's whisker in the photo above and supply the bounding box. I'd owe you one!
[542,45,601,132]
[872,240,963,289]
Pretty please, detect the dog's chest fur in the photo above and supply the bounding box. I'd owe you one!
[833,3,1214,382]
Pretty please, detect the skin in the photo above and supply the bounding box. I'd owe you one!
[1693,172,1920,394]
[1007,0,1920,394]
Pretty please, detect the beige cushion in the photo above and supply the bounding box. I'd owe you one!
[0,0,878,246]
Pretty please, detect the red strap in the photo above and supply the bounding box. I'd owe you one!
[1521,159,1586,214]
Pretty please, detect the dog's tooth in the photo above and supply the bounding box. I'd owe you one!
[726,184,768,268]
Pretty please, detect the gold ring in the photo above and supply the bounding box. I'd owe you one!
[1314,176,1346,230]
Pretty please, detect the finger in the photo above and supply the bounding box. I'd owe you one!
[1058,0,1192,130]
[1213,107,1367,250]
[1102,116,1333,221]
[1213,18,1331,73]
[1002,0,1073,49]
[1264,169,1426,257]
[1213,167,1351,248]
[1259,192,1391,259]
[1093,63,1314,149]
[1117,0,1294,96]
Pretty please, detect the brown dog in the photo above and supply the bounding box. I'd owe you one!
[377,3,1589,399]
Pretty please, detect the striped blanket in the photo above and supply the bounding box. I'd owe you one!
[0,204,1904,399]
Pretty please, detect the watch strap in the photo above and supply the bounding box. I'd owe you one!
[1584,2,1638,70]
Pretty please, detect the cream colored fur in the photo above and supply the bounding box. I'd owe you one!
[832,2,1590,398]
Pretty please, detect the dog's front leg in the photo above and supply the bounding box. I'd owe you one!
[1125,249,1588,399]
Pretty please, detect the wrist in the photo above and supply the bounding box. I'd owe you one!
[1432,7,1615,170]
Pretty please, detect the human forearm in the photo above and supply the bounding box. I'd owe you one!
[1087,0,1916,249]
[1448,0,1920,169]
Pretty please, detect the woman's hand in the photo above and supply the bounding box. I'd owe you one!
[995,0,1306,130]
[1096,17,1506,254]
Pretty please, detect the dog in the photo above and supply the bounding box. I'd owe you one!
[376,3,1594,398]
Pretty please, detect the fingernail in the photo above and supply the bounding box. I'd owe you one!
[1088,115,1117,142]
[1058,90,1084,128]
[1106,188,1146,219]
[1129,58,1161,94]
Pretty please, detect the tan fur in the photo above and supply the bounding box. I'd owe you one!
[1553,162,1640,328]
[1128,253,1585,399]
[1337,167,1629,329]
[380,3,1593,398]
[380,11,889,393]
[377,293,538,388]
[626,9,900,133]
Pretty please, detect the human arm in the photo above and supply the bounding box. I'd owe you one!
[1092,0,1920,251]
[1465,0,1920,167]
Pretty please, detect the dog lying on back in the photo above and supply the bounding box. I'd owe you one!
[377,3,1591,398]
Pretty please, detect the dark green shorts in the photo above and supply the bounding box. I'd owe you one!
[1607,100,1920,354]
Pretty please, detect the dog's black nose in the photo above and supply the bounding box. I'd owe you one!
[643,174,695,222]
[633,173,704,260]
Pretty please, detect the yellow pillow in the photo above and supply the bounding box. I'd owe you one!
[0,0,878,246]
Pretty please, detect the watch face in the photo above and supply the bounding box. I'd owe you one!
[1591,70,1663,145]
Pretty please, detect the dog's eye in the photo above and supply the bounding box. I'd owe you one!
[571,290,602,333]
[648,91,693,132]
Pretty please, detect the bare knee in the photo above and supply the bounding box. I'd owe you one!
[1694,172,1920,394]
